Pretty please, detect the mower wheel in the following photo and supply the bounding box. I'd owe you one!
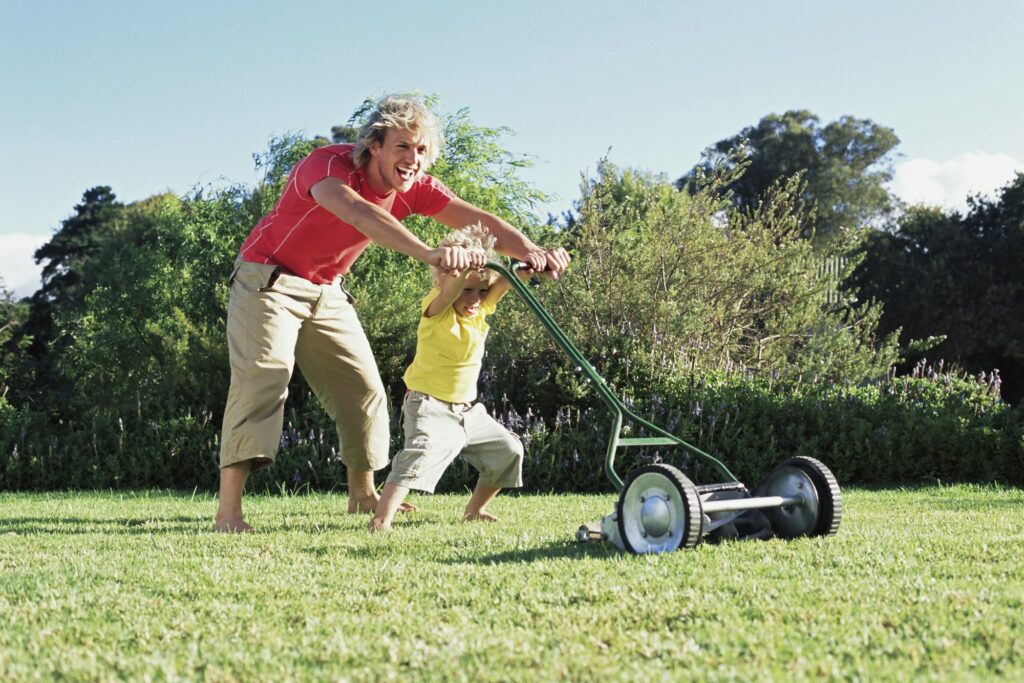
[756,456,843,538]
[617,464,703,554]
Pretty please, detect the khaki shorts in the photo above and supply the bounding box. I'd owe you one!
[386,391,524,493]
[219,260,390,471]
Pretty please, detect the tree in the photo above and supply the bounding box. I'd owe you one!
[853,173,1024,402]
[35,186,123,304]
[3,186,124,404]
[679,111,899,247]
[484,156,899,418]
[0,278,28,385]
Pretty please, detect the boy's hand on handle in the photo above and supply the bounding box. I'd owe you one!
[428,245,487,276]
[468,249,488,270]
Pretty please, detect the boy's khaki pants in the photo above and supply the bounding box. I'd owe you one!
[386,391,524,493]
[219,260,390,472]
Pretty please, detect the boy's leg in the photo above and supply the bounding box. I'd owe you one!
[461,405,525,485]
[369,483,411,531]
[384,392,467,516]
[294,283,392,513]
[464,484,502,522]
[460,404,525,522]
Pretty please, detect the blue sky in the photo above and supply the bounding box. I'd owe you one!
[2,0,1022,296]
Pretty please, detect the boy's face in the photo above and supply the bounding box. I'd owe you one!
[453,272,489,318]
[368,127,429,194]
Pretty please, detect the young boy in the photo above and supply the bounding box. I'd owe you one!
[369,223,547,530]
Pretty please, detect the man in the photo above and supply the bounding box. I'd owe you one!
[215,95,569,531]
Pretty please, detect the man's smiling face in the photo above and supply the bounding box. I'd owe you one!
[368,127,429,195]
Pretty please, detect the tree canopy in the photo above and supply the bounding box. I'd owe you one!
[853,173,1024,402]
[4,187,124,402]
[678,110,900,246]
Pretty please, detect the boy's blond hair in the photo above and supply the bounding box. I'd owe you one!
[353,94,443,170]
[431,223,497,287]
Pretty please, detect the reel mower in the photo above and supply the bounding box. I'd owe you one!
[488,261,843,555]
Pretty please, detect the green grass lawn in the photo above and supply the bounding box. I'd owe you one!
[1,485,1022,681]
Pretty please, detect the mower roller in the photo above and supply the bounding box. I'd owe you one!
[487,261,843,554]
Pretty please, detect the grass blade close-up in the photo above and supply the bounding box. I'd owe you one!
[1,485,1022,681]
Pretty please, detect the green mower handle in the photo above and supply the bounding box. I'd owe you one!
[484,260,739,491]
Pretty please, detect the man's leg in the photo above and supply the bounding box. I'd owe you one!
[215,461,254,532]
[347,465,418,514]
[347,469,378,513]
[216,261,306,531]
[295,285,393,514]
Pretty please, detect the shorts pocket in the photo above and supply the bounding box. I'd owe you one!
[403,392,431,414]
[393,443,427,479]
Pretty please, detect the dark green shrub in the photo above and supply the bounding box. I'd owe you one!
[482,362,1021,493]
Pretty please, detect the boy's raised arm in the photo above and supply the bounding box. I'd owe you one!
[424,270,473,318]
[482,266,554,308]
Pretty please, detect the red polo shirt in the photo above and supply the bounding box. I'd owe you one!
[239,143,455,283]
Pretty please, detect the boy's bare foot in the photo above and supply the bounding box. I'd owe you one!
[367,517,392,532]
[214,516,254,533]
[347,494,417,514]
[464,510,500,522]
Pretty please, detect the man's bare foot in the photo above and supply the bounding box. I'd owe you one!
[464,510,500,522]
[348,494,377,514]
[214,517,254,533]
[348,495,417,514]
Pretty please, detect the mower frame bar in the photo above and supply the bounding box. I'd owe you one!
[701,495,805,514]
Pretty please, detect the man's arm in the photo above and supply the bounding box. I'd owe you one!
[310,179,484,273]
[432,197,570,276]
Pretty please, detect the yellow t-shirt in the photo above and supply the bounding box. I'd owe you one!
[403,288,497,404]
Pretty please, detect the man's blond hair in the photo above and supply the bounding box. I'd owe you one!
[353,95,443,170]
[431,223,497,287]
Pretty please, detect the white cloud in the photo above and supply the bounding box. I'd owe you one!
[891,152,1024,213]
[0,233,48,299]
